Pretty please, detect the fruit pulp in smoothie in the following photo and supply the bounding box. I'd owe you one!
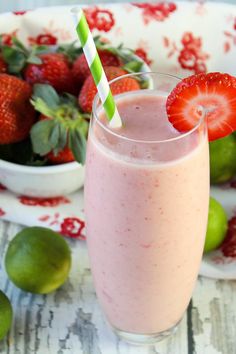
[85,90,209,334]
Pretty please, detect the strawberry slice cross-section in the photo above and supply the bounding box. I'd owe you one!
[166,72,236,141]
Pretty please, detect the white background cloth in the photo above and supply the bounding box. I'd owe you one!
[1,0,235,14]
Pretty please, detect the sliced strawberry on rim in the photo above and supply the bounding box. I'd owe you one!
[166,72,236,141]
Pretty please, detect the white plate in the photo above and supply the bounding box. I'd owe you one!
[1,1,236,278]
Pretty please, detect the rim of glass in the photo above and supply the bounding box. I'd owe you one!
[92,71,206,144]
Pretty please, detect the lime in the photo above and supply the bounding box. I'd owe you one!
[204,197,228,253]
[5,227,71,294]
[0,291,13,340]
[210,134,236,184]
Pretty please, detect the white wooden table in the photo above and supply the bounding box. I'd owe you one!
[0,220,236,354]
[0,0,236,353]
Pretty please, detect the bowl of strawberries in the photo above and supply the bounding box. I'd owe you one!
[0,35,150,197]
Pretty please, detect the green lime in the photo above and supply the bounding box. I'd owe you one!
[210,134,236,184]
[5,227,71,294]
[204,197,228,253]
[0,291,13,340]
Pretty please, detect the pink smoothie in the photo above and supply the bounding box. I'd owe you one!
[85,91,209,334]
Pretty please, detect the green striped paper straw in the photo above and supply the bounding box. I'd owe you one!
[72,8,122,128]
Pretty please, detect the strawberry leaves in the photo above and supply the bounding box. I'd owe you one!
[30,120,56,156]
[32,83,60,109]
[30,84,89,164]
[122,60,143,73]
[0,36,48,75]
[2,45,25,74]
[57,36,101,63]
[94,37,145,69]
[68,129,87,165]
[57,41,83,63]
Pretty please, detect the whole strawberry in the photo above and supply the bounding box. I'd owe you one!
[72,50,120,87]
[0,74,35,144]
[30,84,89,164]
[24,53,75,94]
[78,66,140,113]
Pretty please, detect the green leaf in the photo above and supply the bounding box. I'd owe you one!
[68,129,87,165]
[60,93,77,106]
[49,122,60,149]
[57,41,83,62]
[122,60,150,88]
[27,45,49,64]
[2,46,26,73]
[94,36,116,51]
[122,60,143,73]
[30,119,56,156]
[78,118,89,138]
[94,36,102,46]
[57,124,68,151]
[26,54,42,64]
[31,98,55,118]
[32,84,60,109]
[1,37,48,74]
[12,37,28,53]
[140,78,150,89]
[0,35,4,47]
[33,45,50,54]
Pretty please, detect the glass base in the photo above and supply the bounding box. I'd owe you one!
[112,321,180,345]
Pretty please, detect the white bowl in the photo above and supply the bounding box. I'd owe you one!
[0,4,152,197]
[0,57,149,198]
[0,64,150,198]
[0,159,84,197]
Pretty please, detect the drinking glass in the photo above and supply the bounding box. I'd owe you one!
[84,72,209,345]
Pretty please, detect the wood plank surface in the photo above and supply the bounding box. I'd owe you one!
[0,220,235,354]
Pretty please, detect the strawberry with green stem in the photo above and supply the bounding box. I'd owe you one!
[0,37,76,94]
[60,36,145,87]
[91,38,147,74]
[24,53,76,94]
[0,36,48,75]
[30,84,89,164]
